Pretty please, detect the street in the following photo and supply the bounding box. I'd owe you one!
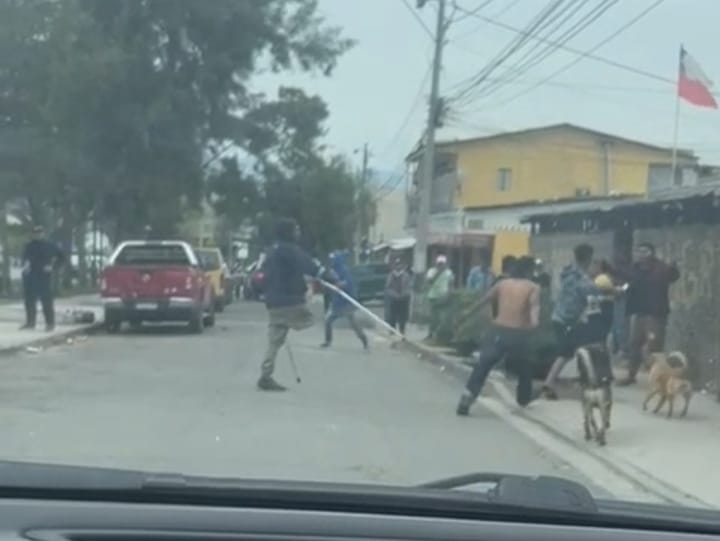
[0,300,610,496]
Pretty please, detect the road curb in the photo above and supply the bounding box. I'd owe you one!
[402,338,713,509]
[0,322,104,357]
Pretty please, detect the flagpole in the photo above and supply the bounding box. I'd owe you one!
[670,45,682,189]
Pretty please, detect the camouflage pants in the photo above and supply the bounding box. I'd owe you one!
[261,304,314,378]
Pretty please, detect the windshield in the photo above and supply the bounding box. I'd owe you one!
[113,244,192,266]
[197,250,222,271]
[1,0,717,519]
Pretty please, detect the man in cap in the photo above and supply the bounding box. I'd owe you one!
[424,254,454,342]
[20,225,64,331]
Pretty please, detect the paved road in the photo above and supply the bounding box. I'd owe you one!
[0,300,610,496]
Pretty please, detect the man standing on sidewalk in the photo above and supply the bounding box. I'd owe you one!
[258,218,326,392]
[456,256,540,415]
[618,242,679,386]
[425,255,454,342]
[541,244,598,399]
[466,249,494,293]
[385,257,412,336]
[20,225,64,332]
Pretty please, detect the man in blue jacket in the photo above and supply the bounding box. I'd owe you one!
[321,250,368,350]
[258,218,326,392]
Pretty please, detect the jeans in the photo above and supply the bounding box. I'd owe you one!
[628,314,667,379]
[23,272,54,327]
[386,297,410,334]
[465,326,533,406]
[324,306,367,345]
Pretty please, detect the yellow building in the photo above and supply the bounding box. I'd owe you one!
[405,123,699,278]
[429,123,698,209]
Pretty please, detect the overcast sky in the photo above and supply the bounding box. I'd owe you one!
[263,0,720,183]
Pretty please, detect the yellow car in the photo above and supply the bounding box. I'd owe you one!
[195,247,227,312]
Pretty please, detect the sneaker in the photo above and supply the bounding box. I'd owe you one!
[45,324,55,333]
[257,376,287,392]
[19,323,35,330]
[320,342,330,349]
[541,386,558,400]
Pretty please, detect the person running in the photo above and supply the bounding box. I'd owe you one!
[541,244,599,400]
[20,225,64,332]
[258,218,326,392]
[456,256,540,415]
[385,257,412,335]
[320,250,369,350]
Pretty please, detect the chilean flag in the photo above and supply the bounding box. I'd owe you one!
[678,47,717,108]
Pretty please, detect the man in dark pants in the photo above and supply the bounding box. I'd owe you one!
[618,242,680,386]
[20,226,64,332]
[457,256,540,415]
[259,218,327,392]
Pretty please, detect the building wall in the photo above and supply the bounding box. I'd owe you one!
[635,225,720,388]
[446,127,690,209]
[529,231,614,292]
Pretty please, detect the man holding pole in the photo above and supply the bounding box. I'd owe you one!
[257,218,326,392]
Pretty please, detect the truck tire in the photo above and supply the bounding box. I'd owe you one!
[215,297,225,313]
[204,302,216,328]
[188,310,204,334]
[104,310,121,334]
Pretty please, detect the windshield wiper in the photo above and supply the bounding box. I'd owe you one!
[420,473,597,513]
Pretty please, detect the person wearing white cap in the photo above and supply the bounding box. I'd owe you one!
[424,254,454,342]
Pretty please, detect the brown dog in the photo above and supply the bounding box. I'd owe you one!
[642,345,692,418]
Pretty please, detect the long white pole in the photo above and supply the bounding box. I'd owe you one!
[670,46,682,189]
[319,279,405,339]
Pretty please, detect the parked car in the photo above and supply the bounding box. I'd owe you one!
[243,255,266,300]
[195,247,228,312]
[100,240,215,333]
[351,262,390,302]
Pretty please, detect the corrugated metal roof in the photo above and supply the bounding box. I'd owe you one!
[522,183,720,222]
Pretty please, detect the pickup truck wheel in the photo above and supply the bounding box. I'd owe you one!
[204,301,216,328]
[188,310,204,334]
[105,319,121,334]
[215,297,225,313]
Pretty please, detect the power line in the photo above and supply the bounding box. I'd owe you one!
[448,0,568,104]
[455,4,672,85]
[401,0,435,40]
[376,60,433,161]
[474,0,665,108]
[461,0,620,104]
[449,0,495,24]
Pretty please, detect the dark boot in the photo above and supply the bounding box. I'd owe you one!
[456,392,473,416]
[257,376,287,392]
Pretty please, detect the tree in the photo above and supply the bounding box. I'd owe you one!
[0,0,354,273]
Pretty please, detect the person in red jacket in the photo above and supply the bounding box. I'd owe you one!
[618,242,680,386]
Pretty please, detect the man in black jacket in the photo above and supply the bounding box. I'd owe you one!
[20,225,64,331]
[258,218,326,392]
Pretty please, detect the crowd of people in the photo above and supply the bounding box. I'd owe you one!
[256,217,680,403]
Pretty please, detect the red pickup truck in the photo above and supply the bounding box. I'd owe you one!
[100,241,215,334]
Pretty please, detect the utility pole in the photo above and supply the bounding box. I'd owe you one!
[355,143,370,263]
[413,0,446,275]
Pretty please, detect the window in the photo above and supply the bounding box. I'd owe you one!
[496,168,512,192]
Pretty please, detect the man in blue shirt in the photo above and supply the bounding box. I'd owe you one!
[466,249,495,294]
[20,225,64,332]
[258,218,326,392]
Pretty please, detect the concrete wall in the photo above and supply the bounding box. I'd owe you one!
[529,231,614,292]
[635,225,720,387]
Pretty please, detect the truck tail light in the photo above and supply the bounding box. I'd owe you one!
[185,275,193,290]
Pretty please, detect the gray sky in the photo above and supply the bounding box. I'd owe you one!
[267,0,720,179]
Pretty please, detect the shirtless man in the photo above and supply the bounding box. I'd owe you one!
[457,256,540,416]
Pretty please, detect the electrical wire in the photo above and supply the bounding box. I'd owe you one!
[448,0,568,103]
[401,0,435,40]
[462,0,620,104]
[455,4,672,84]
[473,0,665,109]
[449,0,495,24]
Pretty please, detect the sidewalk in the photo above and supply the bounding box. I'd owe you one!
[0,295,104,354]
[403,325,720,509]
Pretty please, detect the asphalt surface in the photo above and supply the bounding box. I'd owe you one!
[0,300,611,496]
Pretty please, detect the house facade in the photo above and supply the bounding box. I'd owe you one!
[405,123,700,278]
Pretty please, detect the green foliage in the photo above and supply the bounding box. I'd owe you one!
[0,0,353,251]
[433,287,558,377]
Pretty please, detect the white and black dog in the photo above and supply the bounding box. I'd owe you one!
[576,344,613,446]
